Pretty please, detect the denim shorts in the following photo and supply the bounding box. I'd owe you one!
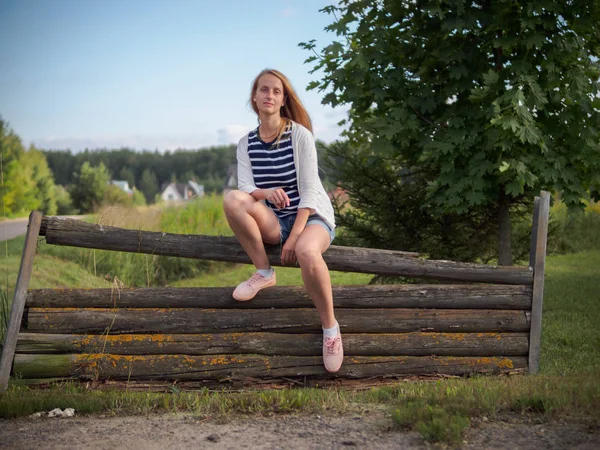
[278,213,336,245]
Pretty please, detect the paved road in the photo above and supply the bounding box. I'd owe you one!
[0,218,29,241]
[0,216,85,241]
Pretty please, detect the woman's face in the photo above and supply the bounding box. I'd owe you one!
[253,73,285,116]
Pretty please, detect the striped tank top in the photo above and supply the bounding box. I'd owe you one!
[247,125,299,218]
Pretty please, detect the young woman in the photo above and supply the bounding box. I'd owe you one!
[223,69,343,373]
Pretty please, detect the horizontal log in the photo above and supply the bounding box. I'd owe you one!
[26,284,533,310]
[16,332,529,356]
[40,216,533,284]
[13,353,527,380]
[12,374,528,391]
[24,308,530,334]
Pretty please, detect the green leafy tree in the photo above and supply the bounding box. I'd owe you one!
[70,162,111,213]
[180,170,197,183]
[301,0,600,264]
[25,147,57,215]
[139,168,159,204]
[2,159,38,214]
[43,150,76,186]
[200,175,224,195]
[54,185,76,215]
[1,118,26,215]
[324,140,534,263]
[118,167,136,189]
[1,120,58,215]
[103,184,132,207]
[132,189,147,206]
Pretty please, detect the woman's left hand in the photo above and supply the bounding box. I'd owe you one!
[281,236,298,265]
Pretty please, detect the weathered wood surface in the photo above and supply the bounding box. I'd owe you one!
[16,332,529,356]
[13,353,527,380]
[0,211,43,392]
[15,373,534,391]
[26,284,533,310]
[529,196,541,269]
[40,216,533,284]
[529,191,550,374]
[15,374,533,391]
[24,308,530,334]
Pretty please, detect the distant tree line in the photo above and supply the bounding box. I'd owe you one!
[43,145,237,203]
[1,117,241,216]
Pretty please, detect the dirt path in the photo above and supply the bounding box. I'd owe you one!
[1,411,597,449]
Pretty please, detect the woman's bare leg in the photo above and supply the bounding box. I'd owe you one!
[295,225,336,328]
[223,190,280,269]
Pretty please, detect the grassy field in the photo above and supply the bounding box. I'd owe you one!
[539,251,600,375]
[1,198,599,444]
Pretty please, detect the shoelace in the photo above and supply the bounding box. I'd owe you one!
[246,273,264,287]
[324,336,341,355]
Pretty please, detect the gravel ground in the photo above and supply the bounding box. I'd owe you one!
[0,411,598,449]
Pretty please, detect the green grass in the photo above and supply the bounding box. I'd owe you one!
[385,373,599,443]
[0,235,111,299]
[539,251,600,375]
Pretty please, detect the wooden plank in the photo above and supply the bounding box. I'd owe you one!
[13,353,527,380]
[24,308,530,334]
[26,284,533,310]
[529,191,550,374]
[40,216,533,284]
[529,196,541,268]
[16,331,529,356]
[0,211,43,392]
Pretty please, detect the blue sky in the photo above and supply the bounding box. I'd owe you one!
[0,0,346,151]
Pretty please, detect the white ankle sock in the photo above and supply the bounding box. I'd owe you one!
[323,321,339,338]
[257,268,274,278]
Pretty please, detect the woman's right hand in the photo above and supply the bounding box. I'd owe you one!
[265,188,290,209]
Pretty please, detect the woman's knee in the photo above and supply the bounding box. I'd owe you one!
[223,190,253,213]
[296,245,323,267]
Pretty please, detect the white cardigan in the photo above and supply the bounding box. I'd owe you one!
[236,122,335,230]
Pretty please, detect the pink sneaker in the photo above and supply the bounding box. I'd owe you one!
[323,331,344,373]
[232,271,276,301]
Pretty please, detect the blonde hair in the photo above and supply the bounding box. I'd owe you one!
[250,69,313,143]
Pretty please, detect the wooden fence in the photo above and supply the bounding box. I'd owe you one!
[0,192,550,391]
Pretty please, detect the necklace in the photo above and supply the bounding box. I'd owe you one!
[259,127,278,141]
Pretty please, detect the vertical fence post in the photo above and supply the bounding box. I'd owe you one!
[529,196,541,269]
[0,211,42,392]
[528,192,550,374]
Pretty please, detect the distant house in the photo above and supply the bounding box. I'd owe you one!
[223,164,237,196]
[111,180,133,195]
[160,180,204,203]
